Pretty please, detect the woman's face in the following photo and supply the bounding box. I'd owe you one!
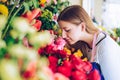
[58,20,84,45]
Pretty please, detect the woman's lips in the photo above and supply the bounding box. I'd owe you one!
[65,38,71,43]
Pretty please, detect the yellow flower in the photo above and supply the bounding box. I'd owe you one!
[98,25,106,31]
[64,47,71,55]
[0,4,8,16]
[74,49,83,58]
[57,28,62,36]
[82,57,88,61]
[39,0,46,4]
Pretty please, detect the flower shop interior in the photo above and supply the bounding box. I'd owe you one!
[0,0,120,80]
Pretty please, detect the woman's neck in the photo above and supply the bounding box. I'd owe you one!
[83,32,99,48]
[85,34,94,48]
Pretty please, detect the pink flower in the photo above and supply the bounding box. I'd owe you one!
[53,14,58,20]
[53,0,57,4]
[46,0,51,4]
[23,37,29,47]
[54,37,66,50]
[41,67,55,80]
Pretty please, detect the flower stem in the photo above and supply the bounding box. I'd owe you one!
[1,1,24,39]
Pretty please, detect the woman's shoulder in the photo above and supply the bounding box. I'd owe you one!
[97,31,119,46]
[96,31,107,46]
[96,31,120,57]
[96,31,120,54]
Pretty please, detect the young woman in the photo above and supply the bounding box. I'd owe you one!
[57,5,120,80]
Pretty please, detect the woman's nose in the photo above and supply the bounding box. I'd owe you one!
[62,31,67,38]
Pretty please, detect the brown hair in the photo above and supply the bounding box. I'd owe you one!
[57,5,99,34]
[70,41,92,61]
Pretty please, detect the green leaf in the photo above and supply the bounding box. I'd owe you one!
[0,48,7,59]
[116,28,120,37]
[32,0,39,8]
[23,2,30,13]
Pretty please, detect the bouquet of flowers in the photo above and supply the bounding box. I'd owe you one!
[0,0,102,80]
[38,37,102,80]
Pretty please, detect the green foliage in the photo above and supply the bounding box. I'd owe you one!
[39,9,56,30]
[45,0,69,14]
[23,0,39,13]
[0,0,70,62]
[0,48,7,59]
[116,28,120,37]
[1,0,69,39]
[40,17,56,30]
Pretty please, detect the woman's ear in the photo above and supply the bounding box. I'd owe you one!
[79,22,86,31]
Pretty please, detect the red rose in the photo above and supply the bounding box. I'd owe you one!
[38,47,44,55]
[48,56,58,65]
[57,50,68,58]
[32,20,42,31]
[57,66,72,77]
[70,55,83,69]
[48,56,58,72]
[75,61,92,73]
[22,8,41,22]
[82,61,92,72]
[62,60,72,69]
[49,65,57,72]
[71,70,87,80]
[23,70,32,78]
[45,44,55,54]
[88,69,101,80]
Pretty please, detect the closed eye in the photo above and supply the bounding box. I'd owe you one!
[65,29,70,32]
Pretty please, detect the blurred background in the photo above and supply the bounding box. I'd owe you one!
[0,0,120,80]
[63,0,120,29]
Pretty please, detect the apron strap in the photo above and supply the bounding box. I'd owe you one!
[90,31,106,62]
[90,32,97,62]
